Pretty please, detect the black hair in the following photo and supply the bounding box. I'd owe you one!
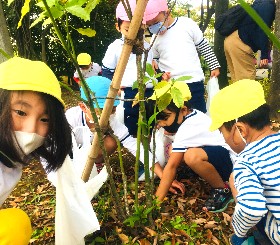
[223,104,271,131]
[0,89,72,172]
[117,18,124,29]
[146,99,191,121]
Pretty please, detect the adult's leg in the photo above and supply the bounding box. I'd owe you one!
[224,30,256,82]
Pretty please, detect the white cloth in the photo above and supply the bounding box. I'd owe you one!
[0,162,22,206]
[74,62,101,79]
[151,17,205,83]
[102,38,153,88]
[172,109,233,154]
[55,155,100,245]
[65,106,158,170]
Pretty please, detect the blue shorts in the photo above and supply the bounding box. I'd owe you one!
[202,145,233,181]
[188,81,206,113]
[123,87,153,136]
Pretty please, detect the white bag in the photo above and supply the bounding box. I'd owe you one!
[72,126,98,179]
[206,77,220,115]
[55,155,100,245]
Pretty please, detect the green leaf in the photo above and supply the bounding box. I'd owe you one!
[85,0,101,13]
[158,93,172,112]
[65,0,87,8]
[148,112,158,127]
[132,80,138,89]
[66,5,90,21]
[75,28,96,37]
[94,236,105,242]
[174,75,192,82]
[8,0,15,6]
[154,80,169,90]
[146,63,155,77]
[171,87,184,108]
[30,12,47,28]
[154,82,171,99]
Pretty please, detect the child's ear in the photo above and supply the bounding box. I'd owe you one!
[115,23,120,32]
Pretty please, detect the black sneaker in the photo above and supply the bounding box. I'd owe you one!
[204,187,234,213]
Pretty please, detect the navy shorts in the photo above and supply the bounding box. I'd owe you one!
[188,81,206,113]
[123,87,153,136]
[202,145,233,181]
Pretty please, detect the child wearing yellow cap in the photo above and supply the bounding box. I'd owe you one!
[73,53,102,85]
[147,83,235,213]
[0,57,72,244]
[209,79,280,245]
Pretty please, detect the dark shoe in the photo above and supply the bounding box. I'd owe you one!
[204,187,234,213]
[230,234,255,245]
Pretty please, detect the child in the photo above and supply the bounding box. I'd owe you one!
[144,0,220,113]
[66,76,183,193]
[0,57,72,244]
[209,79,280,245]
[101,0,154,137]
[73,52,102,85]
[147,84,234,213]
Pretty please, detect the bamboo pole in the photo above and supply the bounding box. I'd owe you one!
[82,0,149,181]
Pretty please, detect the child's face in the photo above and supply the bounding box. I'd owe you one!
[219,125,246,154]
[11,91,49,137]
[146,12,168,35]
[117,20,130,36]
[157,109,183,128]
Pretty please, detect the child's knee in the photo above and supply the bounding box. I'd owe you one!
[0,208,32,245]
[184,149,204,166]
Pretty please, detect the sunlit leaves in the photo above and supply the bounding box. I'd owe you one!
[17,0,31,28]
[75,27,96,37]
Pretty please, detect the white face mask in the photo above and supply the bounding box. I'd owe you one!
[14,131,46,155]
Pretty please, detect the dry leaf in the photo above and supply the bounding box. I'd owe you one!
[139,238,151,245]
[188,198,197,205]
[118,233,129,244]
[204,220,217,229]
[193,218,207,224]
[212,235,220,245]
[222,212,231,225]
[144,227,157,236]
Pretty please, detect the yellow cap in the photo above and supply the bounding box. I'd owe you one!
[0,208,32,245]
[0,57,65,107]
[209,79,266,131]
[77,53,91,65]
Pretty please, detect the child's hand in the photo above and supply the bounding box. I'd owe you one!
[169,180,185,195]
[152,59,159,71]
[210,68,220,78]
[162,72,171,81]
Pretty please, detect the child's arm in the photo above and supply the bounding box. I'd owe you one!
[155,152,184,201]
[154,162,185,195]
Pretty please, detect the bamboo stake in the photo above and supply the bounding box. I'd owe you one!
[82,0,149,182]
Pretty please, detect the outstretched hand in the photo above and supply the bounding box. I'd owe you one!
[169,180,185,195]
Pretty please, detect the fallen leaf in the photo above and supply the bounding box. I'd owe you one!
[144,227,157,236]
[118,233,129,244]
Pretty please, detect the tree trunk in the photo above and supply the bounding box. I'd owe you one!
[12,0,36,59]
[268,0,280,121]
[213,0,229,89]
[0,0,13,63]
